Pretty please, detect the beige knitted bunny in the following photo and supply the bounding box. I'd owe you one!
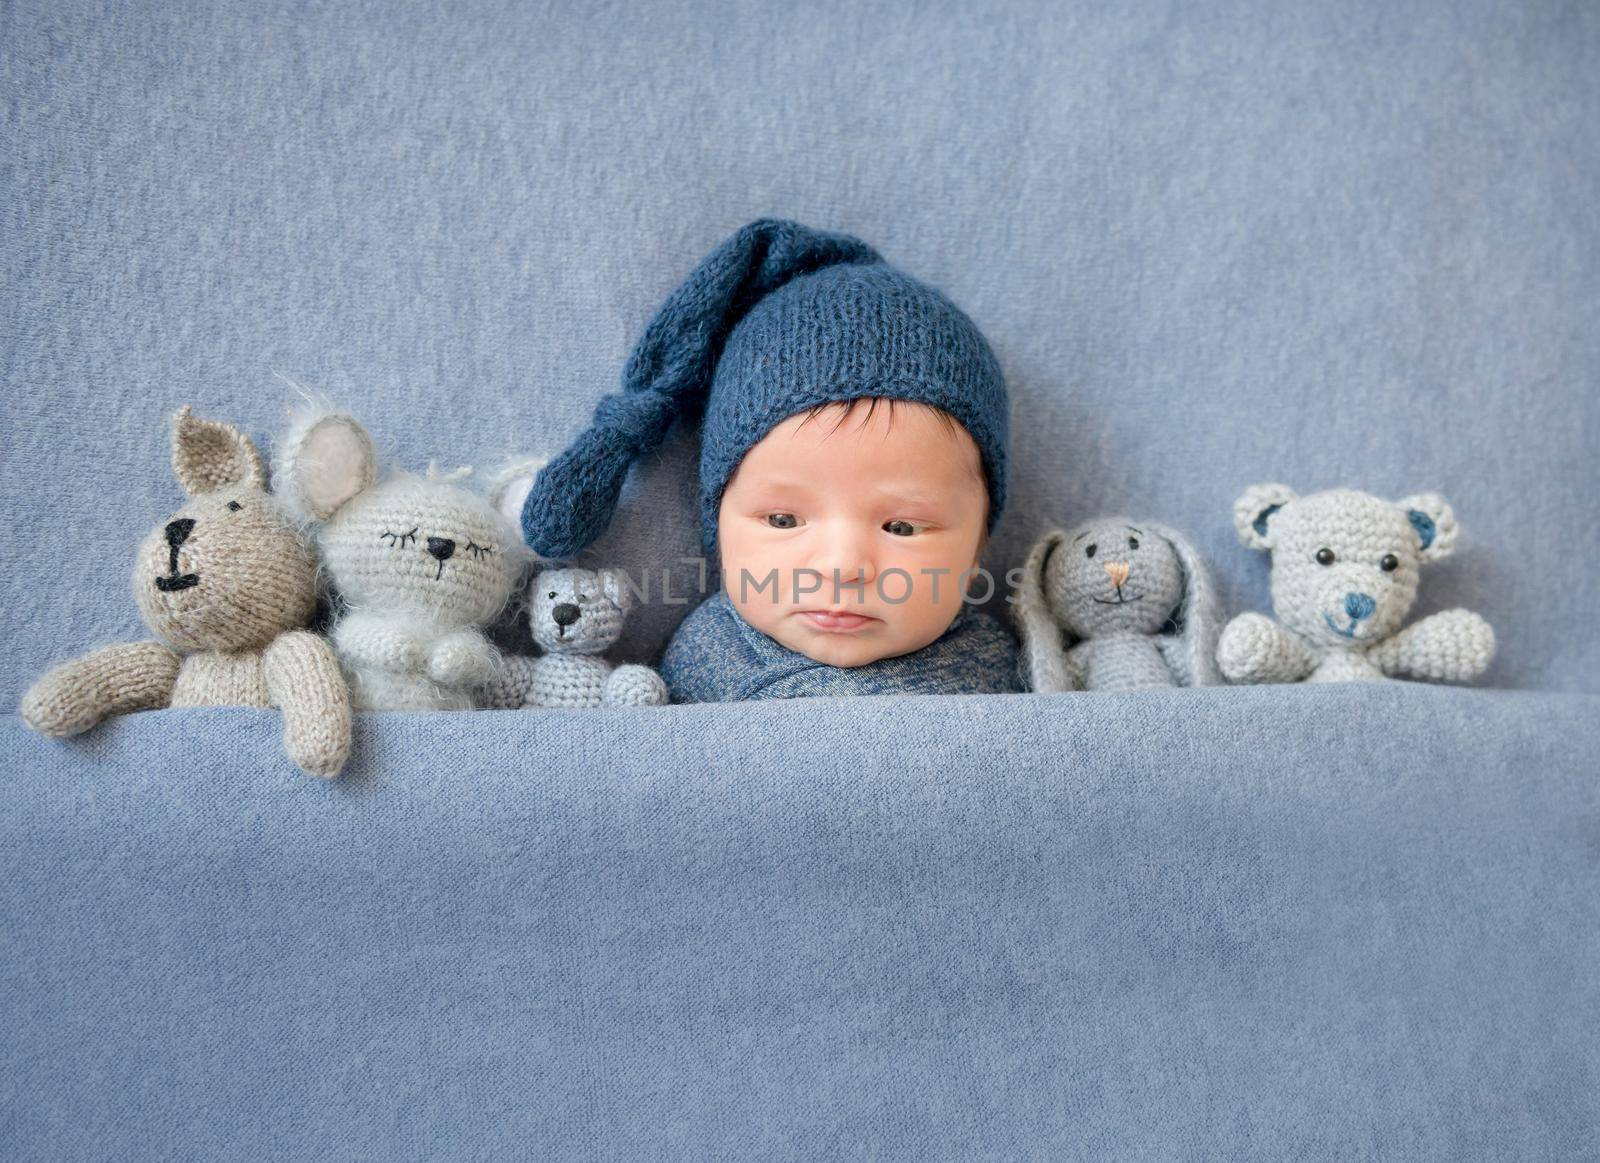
[20,407,352,778]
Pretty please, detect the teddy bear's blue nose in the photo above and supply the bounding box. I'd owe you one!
[1344,592,1377,621]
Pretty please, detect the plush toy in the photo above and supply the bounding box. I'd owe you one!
[1013,518,1222,693]
[1218,484,1495,684]
[480,567,669,709]
[274,409,538,710]
[20,407,352,777]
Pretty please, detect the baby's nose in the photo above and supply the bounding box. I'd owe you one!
[1103,560,1131,588]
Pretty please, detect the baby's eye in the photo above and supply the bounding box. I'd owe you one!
[1315,547,1336,566]
[766,513,800,529]
[1085,543,1097,558]
[883,520,921,537]
[1380,554,1399,573]
[1127,536,1139,550]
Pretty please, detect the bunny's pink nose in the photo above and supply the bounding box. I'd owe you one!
[1103,561,1131,588]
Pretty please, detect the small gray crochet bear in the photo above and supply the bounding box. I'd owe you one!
[480,567,669,709]
[1218,484,1495,684]
[1014,518,1222,693]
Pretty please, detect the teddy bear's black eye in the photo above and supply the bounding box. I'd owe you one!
[1085,543,1097,558]
[1315,547,1336,566]
[1127,536,1139,550]
[548,591,557,599]
[1380,554,1399,573]
[227,501,243,512]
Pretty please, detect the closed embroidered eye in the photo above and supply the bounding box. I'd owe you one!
[766,513,799,529]
[381,527,419,548]
[463,541,495,559]
[1380,554,1399,572]
[1315,547,1336,566]
[883,520,920,537]
[227,501,243,512]
[1085,543,1097,558]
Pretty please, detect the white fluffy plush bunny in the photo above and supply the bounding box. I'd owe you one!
[275,409,541,710]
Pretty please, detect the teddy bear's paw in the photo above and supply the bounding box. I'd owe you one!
[604,664,669,707]
[1217,613,1290,685]
[1398,609,1496,683]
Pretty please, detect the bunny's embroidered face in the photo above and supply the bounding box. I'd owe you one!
[1234,485,1457,648]
[527,568,630,655]
[133,408,318,653]
[277,412,527,629]
[1037,519,1184,640]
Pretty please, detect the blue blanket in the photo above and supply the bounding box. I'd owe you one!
[4,686,1596,1157]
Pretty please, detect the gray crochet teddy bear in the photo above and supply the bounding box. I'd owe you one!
[1014,518,1222,692]
[480,567,669,709]
[1218,484,1495,684]
[21,407,352,777]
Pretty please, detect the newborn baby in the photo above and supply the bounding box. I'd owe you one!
[662,397,1020,699]
[517,218,1021,701]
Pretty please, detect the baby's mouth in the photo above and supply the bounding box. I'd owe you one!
[794,609,880,633]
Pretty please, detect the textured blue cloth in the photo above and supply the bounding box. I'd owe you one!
[2,0,1597,695]
[3,688,1597,1158]
[520,219,1009,560]
[659,590,1024,701]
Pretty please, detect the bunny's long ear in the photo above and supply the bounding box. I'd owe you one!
[274,409,376,522]
[1012,529,1074,693]
[172,406,267,496]
[1147,521,1222,687]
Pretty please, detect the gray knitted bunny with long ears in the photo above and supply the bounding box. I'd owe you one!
[1014,518,1222,693]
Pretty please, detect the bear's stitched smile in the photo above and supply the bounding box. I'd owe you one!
[1322,612,1363,641]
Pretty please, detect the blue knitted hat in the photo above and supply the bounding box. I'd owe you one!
[521,219,1009,560]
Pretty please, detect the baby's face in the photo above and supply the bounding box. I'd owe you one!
[716,400,988,668]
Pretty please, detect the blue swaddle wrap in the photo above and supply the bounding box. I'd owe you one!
[660,591,1023,702]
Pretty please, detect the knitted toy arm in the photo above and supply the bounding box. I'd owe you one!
[1217,613,1317,685]
[333,613,427,675]
[604,664,669,707]
[427,630,500,687]
[1366,609,1495,683]
[20,640,181,737]
[263,631,352,778]
[477,655,538,710]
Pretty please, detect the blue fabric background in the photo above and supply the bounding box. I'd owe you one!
[3,0,1596,695]
[3,0,1598,1157]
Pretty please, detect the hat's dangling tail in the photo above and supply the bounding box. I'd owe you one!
[521,219,880,559]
